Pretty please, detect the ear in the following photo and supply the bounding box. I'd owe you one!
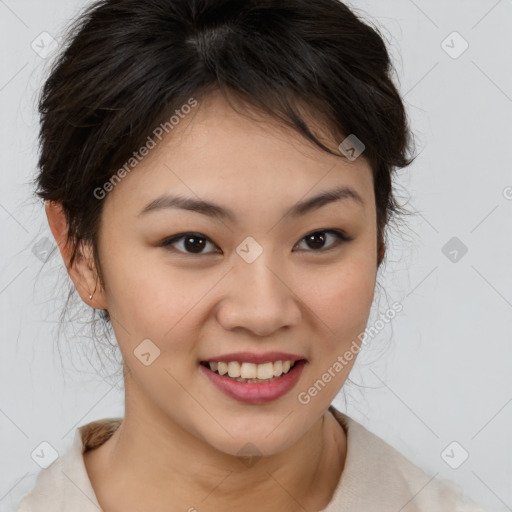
[45,200,108,310]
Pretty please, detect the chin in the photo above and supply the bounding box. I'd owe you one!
[190,410,314,460]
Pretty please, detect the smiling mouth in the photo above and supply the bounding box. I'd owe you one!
[200,360,303,384]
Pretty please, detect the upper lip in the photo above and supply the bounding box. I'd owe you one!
[201,351,306,364]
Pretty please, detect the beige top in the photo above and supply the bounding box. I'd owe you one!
[15,405,487,512]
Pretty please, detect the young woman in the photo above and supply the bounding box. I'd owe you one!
[17,0,487,510]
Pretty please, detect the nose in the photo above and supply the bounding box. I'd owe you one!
[216,256,302,337]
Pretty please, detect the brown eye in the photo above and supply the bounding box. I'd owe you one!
[295,229,351,252]
[160,233,219,255]
[159,229,352,257]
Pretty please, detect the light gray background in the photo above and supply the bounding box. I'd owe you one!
[1,1,511,511]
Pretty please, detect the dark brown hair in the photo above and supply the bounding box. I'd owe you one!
[33,0,416,355]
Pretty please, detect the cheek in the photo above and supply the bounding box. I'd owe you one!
[100,242,214,358]
[105,260,193,332]
[98,236,174,332]
[294,256,376,405]
[297,252,376,342]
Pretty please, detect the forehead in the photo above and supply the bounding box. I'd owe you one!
[103,92,375,219]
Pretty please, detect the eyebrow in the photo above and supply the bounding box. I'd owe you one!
[137,185,365,222]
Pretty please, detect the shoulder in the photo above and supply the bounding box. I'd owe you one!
[14,417,122,512]
[324,406,488,512]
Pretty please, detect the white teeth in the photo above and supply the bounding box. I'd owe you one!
[273,360,282,376]
[228,361,240,378]
[257,362,274,380]
[206,360,297,379]
[240,362,257,379]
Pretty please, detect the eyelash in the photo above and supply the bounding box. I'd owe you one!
[159,229,353,256]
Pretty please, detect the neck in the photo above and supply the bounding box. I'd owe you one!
[84,395,346,512]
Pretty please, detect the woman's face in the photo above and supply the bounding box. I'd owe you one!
[95,92,378,456]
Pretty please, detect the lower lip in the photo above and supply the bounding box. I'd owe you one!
[199,360,306,404]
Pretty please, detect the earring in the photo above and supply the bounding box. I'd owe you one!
[89,279,98,301]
